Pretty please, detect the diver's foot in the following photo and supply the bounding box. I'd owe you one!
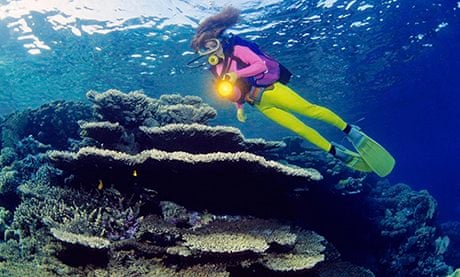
[330,142,372,173]
[344,124,396,177]
[344,124,365,146]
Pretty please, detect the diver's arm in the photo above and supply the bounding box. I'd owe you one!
[233,45,268,78]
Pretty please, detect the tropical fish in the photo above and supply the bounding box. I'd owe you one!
[97,179,104,190]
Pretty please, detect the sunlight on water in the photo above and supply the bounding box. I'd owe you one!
[0,0,454,117]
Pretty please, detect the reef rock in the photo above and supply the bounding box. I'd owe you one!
[49,146,320,215]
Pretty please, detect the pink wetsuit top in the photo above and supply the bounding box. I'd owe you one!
[214,45,268,107]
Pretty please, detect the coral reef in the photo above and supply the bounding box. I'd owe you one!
[49,89,321,216]
[441,221,460,269]
[0,207,12,240]
[86,90,217,128]
[113,208,330,274]
[0,136,53,213]
[50,227,110,249]
[0,89,334,275]
[81,90,219,153]
[263,136,454,277]
[48,146,320,216]
[0,89,454,276]
[0,101,92,150]
[139,123,286,154]
[366,181,451,276]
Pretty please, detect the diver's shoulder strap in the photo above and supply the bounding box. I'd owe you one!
[210,66,218,78]
[222,56,232,77]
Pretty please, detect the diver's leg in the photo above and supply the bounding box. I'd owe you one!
[265,83,348,131]
[256,89,373,173]
[256,105,332,152]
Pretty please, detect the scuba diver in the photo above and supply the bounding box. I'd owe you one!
[188,7,395,177]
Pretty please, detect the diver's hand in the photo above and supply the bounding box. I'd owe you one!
[237,108,246,123]
[223,72,238,83]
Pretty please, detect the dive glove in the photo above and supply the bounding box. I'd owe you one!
[223,72,238,83]
[237,108,246,123]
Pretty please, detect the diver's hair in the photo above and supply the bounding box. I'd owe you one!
[191,7,240,51]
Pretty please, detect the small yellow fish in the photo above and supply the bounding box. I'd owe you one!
[97,179,104,190]
[133,169,138,177]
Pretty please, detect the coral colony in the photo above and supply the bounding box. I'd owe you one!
[0,90,456,276]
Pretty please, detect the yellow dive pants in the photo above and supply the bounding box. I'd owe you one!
[255,82,347,152]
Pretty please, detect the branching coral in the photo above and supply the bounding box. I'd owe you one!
[0,101,92,150]
[12,180,144,244]
[367,181,451,276]
[0,147,17,167]
[0,207,12,240]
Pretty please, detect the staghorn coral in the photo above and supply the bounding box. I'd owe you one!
[334,176,366,195]
[263,139,450,277]
[136,215,181,241]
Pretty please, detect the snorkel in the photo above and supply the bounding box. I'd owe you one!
[186,39,222,68]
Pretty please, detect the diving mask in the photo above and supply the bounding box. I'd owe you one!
[186,39,222,68]
[197,39,221,56]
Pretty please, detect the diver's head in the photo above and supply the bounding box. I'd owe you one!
[187,7,239,68]
[191,7,240,52]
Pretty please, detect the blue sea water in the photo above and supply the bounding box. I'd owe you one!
[0,0,459,235]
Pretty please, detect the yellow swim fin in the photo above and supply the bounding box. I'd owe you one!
[447,268,460,277]
[347,125,395,177]
[332,143,373,173]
